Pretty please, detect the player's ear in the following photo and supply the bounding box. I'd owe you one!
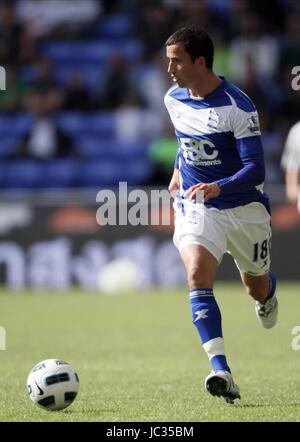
[195,56,206,70]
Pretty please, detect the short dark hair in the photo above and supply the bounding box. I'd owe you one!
[165,26,214,69]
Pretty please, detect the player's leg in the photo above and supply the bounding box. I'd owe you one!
[180,243,216,289]
[239,272,269,302]
[240,271,278,329]
[180,244,228,373]
[180,243,240,403]
[226,203,278,329]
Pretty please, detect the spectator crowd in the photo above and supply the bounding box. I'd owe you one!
[0,0,299,188]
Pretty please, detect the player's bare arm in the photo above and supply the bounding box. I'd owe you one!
[168,168,180,197]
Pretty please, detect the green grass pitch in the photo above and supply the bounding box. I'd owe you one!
[0,282,300,422]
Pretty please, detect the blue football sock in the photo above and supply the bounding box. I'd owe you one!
[190,288,231,373]
[265,271,277,301]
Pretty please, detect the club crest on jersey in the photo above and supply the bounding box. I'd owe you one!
[247,115,260,134]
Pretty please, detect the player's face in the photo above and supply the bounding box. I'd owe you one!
[166,43,198,88]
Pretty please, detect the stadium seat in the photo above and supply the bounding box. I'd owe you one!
[40,160,80,188]
[0,136,21,157]
[21,62,108,91]
[54,64,107,90]
[93,14,134,39]
[40,40,144,63]
[79,158,153,187]
[125,159,153,185]
[0,161,43,189]
[77,136,149,159]
[0,114,32,135]
[79,160,126,187]
[57,112,115,137]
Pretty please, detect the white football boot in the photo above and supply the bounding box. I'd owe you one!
[255,294,278,329]
[205,370,241,404]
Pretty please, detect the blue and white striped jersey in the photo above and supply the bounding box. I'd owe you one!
[164,78,270,212]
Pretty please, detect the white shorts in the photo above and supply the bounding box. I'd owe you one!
[173,199,272,276]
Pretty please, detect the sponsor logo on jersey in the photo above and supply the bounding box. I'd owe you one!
[180,138,221,166]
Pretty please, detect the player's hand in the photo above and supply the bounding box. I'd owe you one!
[185,182,221,203]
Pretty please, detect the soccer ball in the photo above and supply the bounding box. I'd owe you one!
[27,359,79,411]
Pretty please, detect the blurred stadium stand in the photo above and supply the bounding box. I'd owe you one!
[0,0,299,289]
[0,0,298,189]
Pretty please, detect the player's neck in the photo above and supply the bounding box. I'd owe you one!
[189,73,223,99]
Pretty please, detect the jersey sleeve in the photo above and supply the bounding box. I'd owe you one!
[215,101,265,194]
[230,98,261,140]
[229,98,264,160]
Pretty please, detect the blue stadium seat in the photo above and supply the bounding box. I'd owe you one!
[125,159,153,185]
[0,114,32,135]
[0,161,43,189]
[83,113,115,133]
[77,136,148,159]
[79,158,153,187]
[54,64,107,90]
[79,160,127,187]
[56,113,82,133]
[94,14,134,39]
[57,112,115,137]
[21,62,108,91]
[20,65,35,83]
[0,160,83,189]
[109,140,149,154]
[0,156,153,189]
[40,160,80,188]
[21,61,108,91]
[40,39,144,63]
[0,136,21,157]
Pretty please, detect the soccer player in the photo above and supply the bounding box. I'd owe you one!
[281,121,300,214]
[164,27,278,404]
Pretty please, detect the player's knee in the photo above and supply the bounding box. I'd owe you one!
[187,265,212,289]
